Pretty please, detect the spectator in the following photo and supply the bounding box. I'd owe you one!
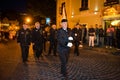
[106,25,115,48]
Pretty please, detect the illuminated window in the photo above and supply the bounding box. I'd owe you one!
[80,0,89,11]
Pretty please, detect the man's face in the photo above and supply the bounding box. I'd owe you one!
[52,24,56,29]
[35,22,40,29]
[61,22,67,29]
[76,25,80,29]
[23,24,28,30]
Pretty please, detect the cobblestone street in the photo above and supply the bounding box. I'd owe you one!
[0,40,120,80]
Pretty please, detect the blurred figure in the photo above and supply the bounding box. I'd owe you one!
[31,22,44,61]
[17,23,31,63]
[99,25,104,47]
[88,25,95,48]
[57,19,73,78]
[82,25,87,44]
[48,24,57,56]
[72,23,82,56]
[95,24,99,46]
[42,27,47,53]
[106,25,115,48]
[116,26,120,50]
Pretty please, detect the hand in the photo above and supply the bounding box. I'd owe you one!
[68,36,73,40]
[67,42,73,47]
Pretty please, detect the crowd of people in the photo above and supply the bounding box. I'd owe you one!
[16,19,120,79]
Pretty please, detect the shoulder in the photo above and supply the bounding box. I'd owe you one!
[57,28,62,31]
[72,28,76,30]
[18,28,23,32]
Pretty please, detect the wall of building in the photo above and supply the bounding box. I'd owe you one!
[56,0,120,29]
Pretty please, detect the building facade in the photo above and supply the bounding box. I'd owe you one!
[56,0,120,29]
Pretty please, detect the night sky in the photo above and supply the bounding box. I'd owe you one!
[0,0,27,12]
[0,0,56,20]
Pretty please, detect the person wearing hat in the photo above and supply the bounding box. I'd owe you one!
[72,23,82,56]
[57,19,73,78]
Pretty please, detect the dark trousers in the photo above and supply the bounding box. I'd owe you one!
[58,49,69,76]
[83,36,86,43]
[20,45,29,62]
[117,39,120,49]
[34,45,43,59]
[99,37,104,47]
[74,42,79,56]
[48,41,57,55]
[106,36,113,46]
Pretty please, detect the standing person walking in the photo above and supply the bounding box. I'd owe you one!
[88,25,95,48]
[57,19,73,78]
[95,24,99,46]
[17,23,31,63]
[31,22,44,61]
[48,24,57,56]
[99,25,105,47]
[72,23,82,56]
[106,24,115,48]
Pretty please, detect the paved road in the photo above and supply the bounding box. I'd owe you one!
[0,40,120,80]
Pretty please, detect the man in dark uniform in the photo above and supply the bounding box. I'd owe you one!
[48,24,57,56]
[57,19,73,78]
[17,23,31,63]
[72,23,82,56]
[31,22,44,61]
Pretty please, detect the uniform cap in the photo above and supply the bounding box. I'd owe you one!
[61,19,68,22]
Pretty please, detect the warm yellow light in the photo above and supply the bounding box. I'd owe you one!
[111,20,120,26]
[25,17,31,23]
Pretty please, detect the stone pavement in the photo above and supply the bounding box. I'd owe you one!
[0,40,120,80]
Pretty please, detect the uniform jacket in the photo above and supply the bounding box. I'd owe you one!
[17,28,31,45]
[72,28,82,42]
[31,27,44,46]
[49,28,57,42]
[57,28,72,52]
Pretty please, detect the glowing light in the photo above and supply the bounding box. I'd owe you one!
[111,20,120,26]
[25,17,32,23]
[46,18,50,24]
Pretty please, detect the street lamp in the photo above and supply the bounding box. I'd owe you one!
[25,17,31,23]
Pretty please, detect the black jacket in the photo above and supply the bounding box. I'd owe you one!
[31,28,44,45]
[17,28,31,45]
[72,28,82,42]
[88,28,95,36]
[49,28,57,42]
[57,28,72,52]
